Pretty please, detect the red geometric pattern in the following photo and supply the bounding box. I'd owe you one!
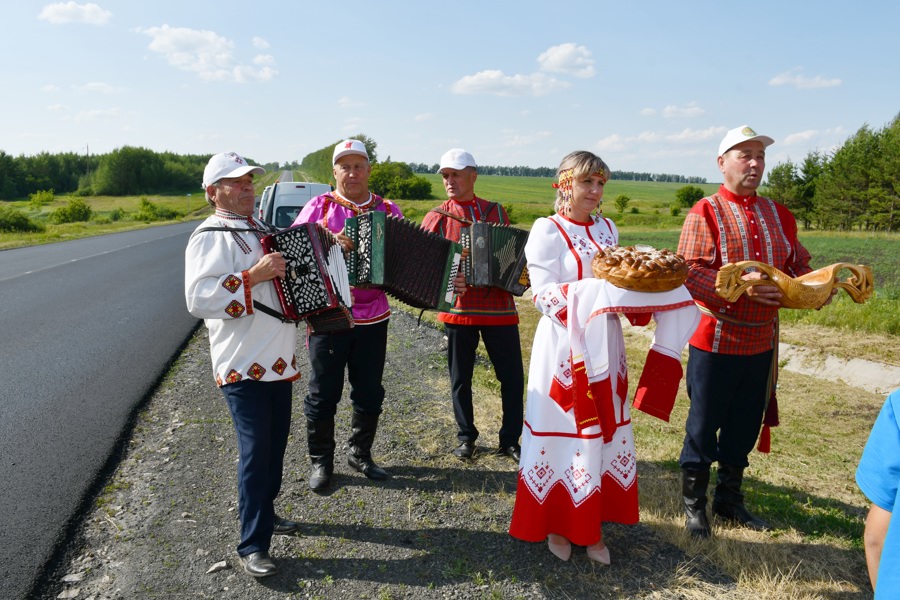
[225,300,245,318]
[272,357,287,375]
[248,363,266,380]
[222,274,242,293]
[225,369,242,384]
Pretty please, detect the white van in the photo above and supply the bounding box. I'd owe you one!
[258,181,332,229]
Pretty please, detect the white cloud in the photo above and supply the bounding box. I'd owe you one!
[73,107,122,121]
[502,130,553,148]
[596,134,626,152]
[640,107,656,116]
[662,101,705,118]
[136,25,277,83]
[253,54,275,66]
[452,70,569,97]
[783,129,819,145]
[252,36,270,49]
[338,96,366,108]
[769,68,841,89]
[47,103,68,111]
[73,81,122,94]
[38,2,111,25]
[665,126,725,143]
[537,43,595,78]
[42,84,60,93]
[414,113,433,122]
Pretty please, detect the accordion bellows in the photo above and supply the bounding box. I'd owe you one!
[345,211,462,312]
[261,223,354,332]
[459,222,530,296]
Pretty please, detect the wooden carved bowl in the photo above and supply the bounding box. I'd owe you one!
[715,261,874,309]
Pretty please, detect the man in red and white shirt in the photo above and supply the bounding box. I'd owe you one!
[421,149,524,461]
[676,126,827,538]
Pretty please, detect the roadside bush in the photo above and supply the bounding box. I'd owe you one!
[0,205,45,232]
[133,198,178,222]
[49,198,93,224]
[29,189,55,211]
[670,206,681,217]
[109,208,126,222]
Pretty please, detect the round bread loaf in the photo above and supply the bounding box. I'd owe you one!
[591,244,689,292]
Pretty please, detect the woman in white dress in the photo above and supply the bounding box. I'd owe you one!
[509,150,629,564]
[509,151,699,564]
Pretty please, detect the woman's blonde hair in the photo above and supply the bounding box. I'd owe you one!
[553,150,611,214]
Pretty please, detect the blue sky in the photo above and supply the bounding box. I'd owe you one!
[3,1,898,183]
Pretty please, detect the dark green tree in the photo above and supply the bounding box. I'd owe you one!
[674,185,705,208]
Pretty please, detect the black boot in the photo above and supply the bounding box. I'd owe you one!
[307,418,335,491]
[682,467,711,538]
[347,411,389,480]
[712,463,771,531]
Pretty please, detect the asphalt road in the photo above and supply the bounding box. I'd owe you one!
[0,222,201,599]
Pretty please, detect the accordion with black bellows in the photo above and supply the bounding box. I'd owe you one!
[459,222,530,296]
[260,222,354,332]
[344,211,462,312]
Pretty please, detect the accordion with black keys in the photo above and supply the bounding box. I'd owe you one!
[344,211,462,312]
[459,222,530,296]
[260,222,354,332]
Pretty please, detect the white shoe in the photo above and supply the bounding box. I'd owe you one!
[547,534,572,561]
[586,542,610,564]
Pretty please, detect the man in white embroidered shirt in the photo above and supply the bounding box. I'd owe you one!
[184,151,301,578]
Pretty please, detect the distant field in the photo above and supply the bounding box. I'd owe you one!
[418,173,720,208]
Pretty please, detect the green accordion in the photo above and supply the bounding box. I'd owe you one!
[344,211,463,312]
[459,222,530,296]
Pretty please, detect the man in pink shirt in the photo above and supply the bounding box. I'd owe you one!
[292,139,403,491]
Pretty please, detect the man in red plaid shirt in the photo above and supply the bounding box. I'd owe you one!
[677,126,830,539]
[421,149,524,461]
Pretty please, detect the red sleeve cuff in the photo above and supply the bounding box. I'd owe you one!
[632,349,684,422]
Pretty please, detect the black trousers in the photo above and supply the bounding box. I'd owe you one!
[445,323,524,448]
[304,320,389,421]
[679,345,773,470]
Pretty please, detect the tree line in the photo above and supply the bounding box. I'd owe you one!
[407,162,708,184]
[764,113,899,231]
[3,115,897,232]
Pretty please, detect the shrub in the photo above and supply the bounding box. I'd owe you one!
[109,208,126,222]
[133,198,178,222]
[49,198,93,224]
[29,189,55,211]
[670,206,681,217]
[614,194,631,213]
[675,185,705,208]
[630,206,640,214]
[0,205,44,232]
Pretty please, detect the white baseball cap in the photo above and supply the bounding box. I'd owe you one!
[718,125,775,157]
[333,139,369,164]
[202,152,265,188]
[439,148,477,171]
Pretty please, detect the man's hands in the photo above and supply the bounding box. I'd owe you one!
[741,270,839,309]
[247,251,286,287]
[333,229,355,253]
[453,271,468,297]
[741,271,782,306]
